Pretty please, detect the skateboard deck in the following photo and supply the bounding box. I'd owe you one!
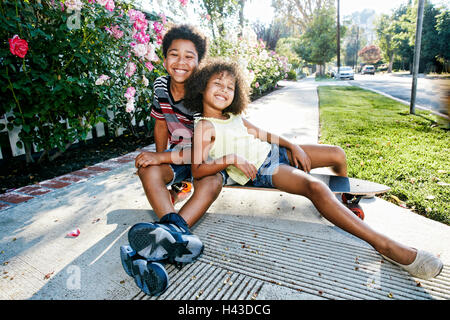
[223,173,390,203]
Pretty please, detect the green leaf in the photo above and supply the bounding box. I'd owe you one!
[22,124,31,133]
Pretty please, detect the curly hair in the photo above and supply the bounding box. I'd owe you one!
[162,24,208,63]
[184,59,250,116]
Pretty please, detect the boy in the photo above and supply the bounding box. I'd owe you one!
[120,24,223,296]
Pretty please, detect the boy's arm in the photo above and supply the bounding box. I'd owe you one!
[191,120,257,180]
[135,119,189,168]
[154,118,169,152]
[242,118,311,173]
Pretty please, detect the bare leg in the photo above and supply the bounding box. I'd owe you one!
[178,173,223,227]
[138,165,222,228]
[272,165,417,265]
[137,165,176,220]
[291,144,348,176]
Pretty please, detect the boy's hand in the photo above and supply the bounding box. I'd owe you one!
[135,152,163,168]
[232,155,258,180]
[289,144,311,173]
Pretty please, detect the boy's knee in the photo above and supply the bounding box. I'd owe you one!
[137,165,171,183]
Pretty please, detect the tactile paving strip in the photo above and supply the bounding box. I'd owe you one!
[134,217,450,300]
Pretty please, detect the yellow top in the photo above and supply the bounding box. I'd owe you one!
[195,113,271,185]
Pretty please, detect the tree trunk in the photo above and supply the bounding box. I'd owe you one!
[387,52,394,73]
[238,0,245,35]
[24,141,35,164]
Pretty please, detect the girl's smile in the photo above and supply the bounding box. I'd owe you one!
[202,71,235,117]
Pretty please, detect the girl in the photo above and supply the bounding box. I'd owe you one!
[184,59,443,280]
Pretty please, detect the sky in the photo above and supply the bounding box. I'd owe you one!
[244,0,449,24]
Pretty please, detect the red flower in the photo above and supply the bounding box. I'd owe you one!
[9,35,29,58]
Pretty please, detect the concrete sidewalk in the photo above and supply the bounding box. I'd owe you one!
[0,77,449,300]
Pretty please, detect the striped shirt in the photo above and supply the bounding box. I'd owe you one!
[150,76,196,148]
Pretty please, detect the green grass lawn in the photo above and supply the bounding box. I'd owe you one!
[318,86,450,225]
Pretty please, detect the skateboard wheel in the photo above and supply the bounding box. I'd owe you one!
[348,206,365,220]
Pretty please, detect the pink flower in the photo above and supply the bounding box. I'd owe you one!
[9,35,29,58]
[126,98,135,113]
[179,0,188,6]
[125,62,136,78]
[105,0,115,12]
[133,43,148,58]
[128,9,146,22]
[97,0,108,5]
[124,87,136,99]
[145,62,154,72]
[133,31,150,44]
[110,25,124,39]
[254,82,260,88]
[65,0,83,11]
[156,34,163,45]
[159,13,167,25]
[145,43,159,62]
[133,18,148,32]
[153,22,164,35]
[95,74,110,85]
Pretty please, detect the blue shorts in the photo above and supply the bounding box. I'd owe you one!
[222,144,290,188]
[165,148,192,187]
[166,148,227,187]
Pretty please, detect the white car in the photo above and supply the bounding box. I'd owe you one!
[335,66,354,80]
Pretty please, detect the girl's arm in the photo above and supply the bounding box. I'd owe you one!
[242,118,311,173]
[191,120,257,180]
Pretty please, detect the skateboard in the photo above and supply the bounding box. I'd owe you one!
[223,173,391,205]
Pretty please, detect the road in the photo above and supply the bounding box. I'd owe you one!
[349,73,448,115]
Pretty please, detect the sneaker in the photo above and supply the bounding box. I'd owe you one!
[132,259,169,296]
[128,213,204,265]
[382,249,444,280]
[120,245,169,296]
[120,244,139,277]
[342,193,365,220]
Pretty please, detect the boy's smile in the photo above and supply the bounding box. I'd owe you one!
[164,39,199,85]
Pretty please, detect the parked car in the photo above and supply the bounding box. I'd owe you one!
[361,65,375,75]
[335,66,354,80]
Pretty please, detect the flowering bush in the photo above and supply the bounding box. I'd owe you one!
[209,27,291,98]
[0,0,167,163]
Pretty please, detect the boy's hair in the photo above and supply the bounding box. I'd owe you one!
[184,59,250,115]
[162,24,208,63]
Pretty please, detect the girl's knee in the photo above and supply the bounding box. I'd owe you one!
[305,178,329,199]
[333,146,347,164]
[194,174,223,197]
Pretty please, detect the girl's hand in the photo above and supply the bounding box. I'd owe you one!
[135,152,163,168]
[233,155,258,180]
[289,144,311,173]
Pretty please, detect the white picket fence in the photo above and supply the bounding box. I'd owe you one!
[0,110,145,160]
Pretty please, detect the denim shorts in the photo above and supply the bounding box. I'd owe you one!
[165,148,192,187]
[221,144,290,188]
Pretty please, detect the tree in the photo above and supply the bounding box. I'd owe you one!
[375,14,396,72]
[199,0,239,38]
[435,8,450,71]
[272,0,334,33]
[253,18,296,50]
[358,45,382,64]
[295,5,337,75]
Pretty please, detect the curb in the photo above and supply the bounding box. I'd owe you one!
[0,144,156,212]
[351,83,449,120]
